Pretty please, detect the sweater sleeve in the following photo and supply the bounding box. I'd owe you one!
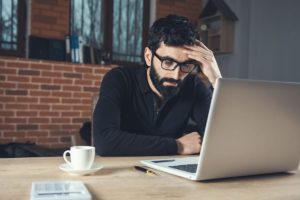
[93,68,178,156]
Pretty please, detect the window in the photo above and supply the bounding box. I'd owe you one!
[0,0,25,56]
[71,0,103,50]
[70,0,149,65]
[112,0,145,63]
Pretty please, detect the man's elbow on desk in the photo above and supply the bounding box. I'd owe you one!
[95,145,113,157]
[94,136,119,157]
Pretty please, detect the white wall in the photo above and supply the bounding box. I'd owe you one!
[214,0,300,82]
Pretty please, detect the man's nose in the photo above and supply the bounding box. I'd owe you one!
[171,65,181,80]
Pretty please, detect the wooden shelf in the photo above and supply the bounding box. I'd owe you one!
[197,0,238,54]
[197,16,235,53]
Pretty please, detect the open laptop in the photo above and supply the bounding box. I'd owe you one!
[141,78,300,181]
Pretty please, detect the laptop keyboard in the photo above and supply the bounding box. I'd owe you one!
[169,164,198,173]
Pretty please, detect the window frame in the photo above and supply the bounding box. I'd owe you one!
[70,0,150,66]
[0,0,26,57]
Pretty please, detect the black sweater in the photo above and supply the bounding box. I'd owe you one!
[93,66,212,156]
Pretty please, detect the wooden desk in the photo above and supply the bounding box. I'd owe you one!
[0,156,299,200]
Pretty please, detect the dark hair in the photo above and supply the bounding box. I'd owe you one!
[148,15,200,52]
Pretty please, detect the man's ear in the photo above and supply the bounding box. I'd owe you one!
[144,47,152,67]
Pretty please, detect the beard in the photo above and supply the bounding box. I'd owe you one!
[149,65,183,99]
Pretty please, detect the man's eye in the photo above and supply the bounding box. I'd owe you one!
[163,59,174,66]
[183,63,195,68]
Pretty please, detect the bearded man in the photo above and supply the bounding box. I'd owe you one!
[93,15,222,156]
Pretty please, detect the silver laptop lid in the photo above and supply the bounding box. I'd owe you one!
[197,78,300,180]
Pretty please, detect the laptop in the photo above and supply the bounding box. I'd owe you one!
[141,78,300,181]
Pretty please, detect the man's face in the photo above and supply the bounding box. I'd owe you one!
[149,63,183,99]
[147,43,192,99]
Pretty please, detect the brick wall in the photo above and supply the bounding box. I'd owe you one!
[31,0,69,39]
[156,0,202,25]
[0,57,113,148]
[0,1,203,149]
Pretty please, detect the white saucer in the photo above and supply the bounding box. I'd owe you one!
[59,163,103,176]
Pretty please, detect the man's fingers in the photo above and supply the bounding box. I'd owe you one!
[190,132,201,143]
[186,53,212,67]
[183,46,212,57]
[184,41,213,55]
[198,40,210,51]
[183,48,214,63]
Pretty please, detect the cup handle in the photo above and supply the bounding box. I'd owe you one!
[63,150,72,166]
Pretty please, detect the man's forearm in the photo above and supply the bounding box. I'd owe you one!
[93,127,178,156]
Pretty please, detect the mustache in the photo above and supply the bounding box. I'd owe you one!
[160,78,182,85]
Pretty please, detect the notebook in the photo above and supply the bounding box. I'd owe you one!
[141,78,300,181]
[31,181,91,200]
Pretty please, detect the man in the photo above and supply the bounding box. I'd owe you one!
[93,15,222,156]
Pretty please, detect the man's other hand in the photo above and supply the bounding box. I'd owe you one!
[176,132,201,155]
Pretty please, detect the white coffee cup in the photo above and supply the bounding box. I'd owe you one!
[63,146,95,170]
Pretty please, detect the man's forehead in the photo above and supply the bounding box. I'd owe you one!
[156,42,194,62]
